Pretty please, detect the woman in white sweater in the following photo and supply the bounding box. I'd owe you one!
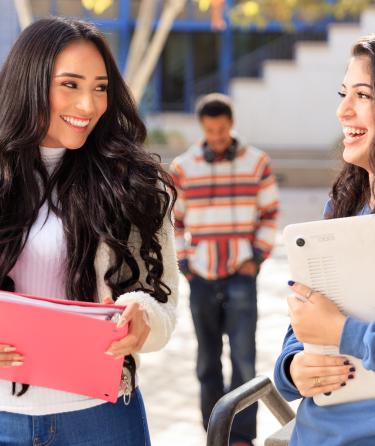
[0,17,178,445]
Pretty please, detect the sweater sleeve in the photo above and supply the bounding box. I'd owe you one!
[339,316,375,372]
[253,155,279,263]
[274,325,304,401]
[115,213,179,353]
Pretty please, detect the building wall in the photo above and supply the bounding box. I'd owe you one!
[147,7,375,153]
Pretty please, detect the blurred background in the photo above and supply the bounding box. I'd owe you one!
[1,1,375,444]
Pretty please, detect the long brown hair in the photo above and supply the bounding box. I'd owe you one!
[0,17,176,303]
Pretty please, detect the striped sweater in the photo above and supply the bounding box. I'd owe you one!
[169,142,279,280]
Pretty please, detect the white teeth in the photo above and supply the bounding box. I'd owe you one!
[343,127,367,136]
[62,116,89,128]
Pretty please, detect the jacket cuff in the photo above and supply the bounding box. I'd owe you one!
[339,316,368,359]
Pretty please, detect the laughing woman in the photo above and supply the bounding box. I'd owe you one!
[275,35,375,446]
[0,17,178,446]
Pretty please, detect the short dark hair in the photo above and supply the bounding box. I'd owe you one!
[196,93,233,120]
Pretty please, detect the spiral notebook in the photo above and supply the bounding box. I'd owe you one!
[0,291,128,402]
[283,214,375,406]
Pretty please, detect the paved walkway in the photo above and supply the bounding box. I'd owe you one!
[139,188,329,446]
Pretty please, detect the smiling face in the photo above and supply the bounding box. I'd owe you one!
[336,56,375,172]
[41,40,108,149]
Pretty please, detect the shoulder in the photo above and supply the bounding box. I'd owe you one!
[170,143,203,175]
[323,199,332,218]
[240,144,269,162]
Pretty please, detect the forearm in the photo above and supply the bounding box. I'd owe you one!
[274,325,304,401]
[340,317,375,372]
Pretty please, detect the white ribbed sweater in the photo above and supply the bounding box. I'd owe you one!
[0,147,179,415]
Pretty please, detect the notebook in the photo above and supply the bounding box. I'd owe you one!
[283,214,375,406]
[0,291,128,402]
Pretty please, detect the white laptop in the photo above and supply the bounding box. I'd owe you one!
[283,214,375,406]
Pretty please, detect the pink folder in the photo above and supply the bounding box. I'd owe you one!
[0,292,128,403]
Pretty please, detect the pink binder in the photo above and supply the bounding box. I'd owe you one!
[0,292,128,403]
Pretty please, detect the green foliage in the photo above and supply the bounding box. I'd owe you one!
[228,0,374,29]
[146,128,168,146]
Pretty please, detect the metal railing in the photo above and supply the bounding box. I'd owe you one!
[206,376,295,446]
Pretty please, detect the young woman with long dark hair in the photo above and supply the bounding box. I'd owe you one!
[274,35,375,446]
[0,16,178,445]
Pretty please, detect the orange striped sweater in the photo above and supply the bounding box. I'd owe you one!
[170,142,279,280]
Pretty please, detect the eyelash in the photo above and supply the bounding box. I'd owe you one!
[337,91,373,100]
[62,82,107,92]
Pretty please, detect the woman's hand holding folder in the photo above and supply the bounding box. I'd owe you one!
[103,298,150,359]
[0,344,23,368]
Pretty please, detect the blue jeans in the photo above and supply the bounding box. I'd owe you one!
[0,388,151,445]
[189,273,258,443]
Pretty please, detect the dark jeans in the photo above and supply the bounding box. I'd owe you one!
[189,272,258,443]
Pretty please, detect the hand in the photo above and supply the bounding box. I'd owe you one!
[238,260,258,276]
[105,301,150,359]
[0,344,23,368]
[290,351,355,397]
[288,282,347,346]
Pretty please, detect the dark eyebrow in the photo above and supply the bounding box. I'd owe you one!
[342,82,373,89]
[55,72,108,80]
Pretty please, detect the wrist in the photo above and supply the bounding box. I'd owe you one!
[334,314,347,346]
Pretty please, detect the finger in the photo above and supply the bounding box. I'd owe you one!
[310,372,351,389]
[0,353,23,361]
[110,318,149,356]
[0,344,17,353]
[302,354,351,368]
[288,281,314,300]
[303,381,345,397]
[116,303,139,328]
[0,359,24,367]
[287,295,308,312]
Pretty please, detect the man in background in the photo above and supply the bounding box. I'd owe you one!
[170,93,279,446]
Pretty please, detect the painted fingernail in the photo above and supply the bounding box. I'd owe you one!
[3,347,16,352]
[348,374,354,379]
[343,360,351,365]
[324,392,332,396]
[288,280,295,286]
[104,351,114,356]
[349,367,356,372]
[341,382,346,387]
[11,361,23,366]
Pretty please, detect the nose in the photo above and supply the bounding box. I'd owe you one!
[75,91,95,115]
[336,94,355,121]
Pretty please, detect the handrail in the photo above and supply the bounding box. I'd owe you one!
[206,376,295,446]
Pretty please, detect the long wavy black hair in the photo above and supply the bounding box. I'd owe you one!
[0,17,176,303]
[328,35,375,218]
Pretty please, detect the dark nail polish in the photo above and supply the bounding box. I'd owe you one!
[324,392,332,396]
[340,382,346,387]
[288,280,295,286]
[349,367,356,372]
[348,374,354,379]
[343,360,351,365]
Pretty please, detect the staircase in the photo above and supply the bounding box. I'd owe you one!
[0,0,20,67]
